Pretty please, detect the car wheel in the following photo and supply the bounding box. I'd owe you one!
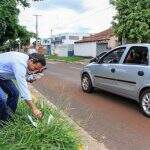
[81,74,94,93]
[140,89,150,117]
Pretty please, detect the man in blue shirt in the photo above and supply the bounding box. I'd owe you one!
[0,52,46,121]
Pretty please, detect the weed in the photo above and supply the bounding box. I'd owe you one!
[0,100,80,150]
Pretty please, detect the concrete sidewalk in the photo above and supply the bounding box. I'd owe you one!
[30,85,108,150]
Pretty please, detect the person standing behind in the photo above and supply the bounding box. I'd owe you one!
[37,46,45,54]
[28,44,37,54]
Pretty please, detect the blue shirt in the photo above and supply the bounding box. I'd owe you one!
[0,52,31,100]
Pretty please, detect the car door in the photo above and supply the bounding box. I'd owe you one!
[93,47,126,92]
[115,46,149,99]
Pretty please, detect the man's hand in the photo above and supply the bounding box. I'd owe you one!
[31,107,43,119]
[25,100,43,119]
[26,74,37,83]
[28,78,36,83]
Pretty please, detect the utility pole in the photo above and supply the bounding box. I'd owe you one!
[50,29,53,37]
[33,14,41,48]
[50,29,54,55]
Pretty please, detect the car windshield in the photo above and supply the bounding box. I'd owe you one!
[97,51,107,58]
[89,51,107,63]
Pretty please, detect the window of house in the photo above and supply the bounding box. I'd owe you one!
[61,36,66,39]
[124,46,148,65]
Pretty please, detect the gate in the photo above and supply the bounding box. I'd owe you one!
[96,43,108,56]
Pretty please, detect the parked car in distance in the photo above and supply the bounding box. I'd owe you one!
[81,44,150,117]
[89,51,107,63]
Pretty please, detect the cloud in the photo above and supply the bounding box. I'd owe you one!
[76,26,91,33]
[32,0,85,12]
[19,0,116,38]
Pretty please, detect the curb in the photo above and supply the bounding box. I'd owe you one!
[30,85,108,150]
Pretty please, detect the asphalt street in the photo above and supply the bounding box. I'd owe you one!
[32,61,150,150]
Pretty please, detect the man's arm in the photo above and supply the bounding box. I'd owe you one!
[13,64,43,119]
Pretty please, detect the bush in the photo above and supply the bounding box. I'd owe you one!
[0,101,80,150]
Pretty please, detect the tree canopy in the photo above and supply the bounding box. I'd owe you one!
[0,0,33,50]
[112,0,150,43]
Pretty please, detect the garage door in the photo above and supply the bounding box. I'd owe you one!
[96,43,108,56]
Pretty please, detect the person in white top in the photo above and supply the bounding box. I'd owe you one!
[0,52,46,121]
[28,44,37,54]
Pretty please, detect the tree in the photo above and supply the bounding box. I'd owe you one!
[17,25,36,46]
[17,0,30,7]
[112,0,150,43]
[0,0,33,51]
[0,0,19,46]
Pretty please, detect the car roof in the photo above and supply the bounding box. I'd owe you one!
[120,43,150,47]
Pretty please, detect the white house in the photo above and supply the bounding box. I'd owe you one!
[74,28,118,57]
[51,33,89,56]
[41,38,51,54]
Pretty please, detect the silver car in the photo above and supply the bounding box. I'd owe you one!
[81,44,150,117]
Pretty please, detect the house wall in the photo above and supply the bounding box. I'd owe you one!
[55,45,67,57]
[74,42,97,57]
[41,38,51,46]
[51,33,89,56]
[108,36,118,49]
[55,44,74,57]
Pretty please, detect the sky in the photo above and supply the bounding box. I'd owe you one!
[19,0,116,38]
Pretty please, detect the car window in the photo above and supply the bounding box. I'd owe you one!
[100,47,126,64]
[124,46,148,65]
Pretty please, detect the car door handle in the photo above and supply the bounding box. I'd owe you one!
[111,68,115,73]
[138,71,144,76]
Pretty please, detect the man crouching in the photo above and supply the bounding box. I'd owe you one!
[0,52,46,121]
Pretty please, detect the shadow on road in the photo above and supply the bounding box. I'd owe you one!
[93,88,139,112]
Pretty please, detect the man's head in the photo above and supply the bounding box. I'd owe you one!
[28,53,46,73]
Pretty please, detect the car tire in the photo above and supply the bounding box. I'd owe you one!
[81,74,94,93]
[140,89,150,117]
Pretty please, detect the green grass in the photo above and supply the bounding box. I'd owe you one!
[0,100,80,150]
[47,55,85,63]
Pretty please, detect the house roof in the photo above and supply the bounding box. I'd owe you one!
[75,28,113,44]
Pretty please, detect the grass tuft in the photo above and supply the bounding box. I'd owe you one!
[0,100,81,150]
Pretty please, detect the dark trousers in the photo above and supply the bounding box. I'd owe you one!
[0,79,19,121]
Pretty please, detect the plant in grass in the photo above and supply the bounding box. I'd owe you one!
[0,100,81,150]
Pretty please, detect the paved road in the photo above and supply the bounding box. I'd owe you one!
[33,61,150,150]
